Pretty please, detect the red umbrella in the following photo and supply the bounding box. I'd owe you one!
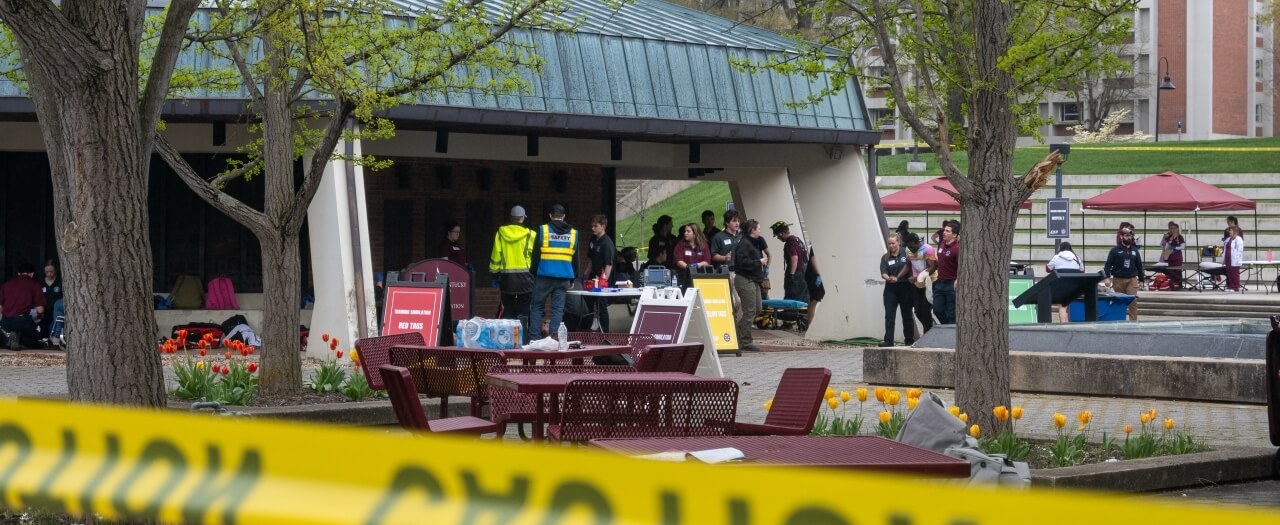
[1082,171,1255,212]
[882,177,1033,211]
[1083,171,1256,259]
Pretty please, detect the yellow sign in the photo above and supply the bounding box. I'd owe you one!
[692,275,739,353]
[2,399,1277,524]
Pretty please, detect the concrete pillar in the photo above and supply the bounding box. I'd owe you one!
[788,152,885,341]
[304,134,376,359]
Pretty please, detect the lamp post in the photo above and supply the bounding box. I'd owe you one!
[1154,57,1176,142]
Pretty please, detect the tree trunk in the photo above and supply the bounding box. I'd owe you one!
[954,0,1020,434]
[0,2,165,406]
[256,31,306,396]
[257,235,303,395]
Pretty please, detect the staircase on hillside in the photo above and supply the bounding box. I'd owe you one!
[1136,293,1280,320]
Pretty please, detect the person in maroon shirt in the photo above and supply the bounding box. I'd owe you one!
[0,262,47,350]
[439,221,467,266]
[933,221,960,324]
[672,223,711,288]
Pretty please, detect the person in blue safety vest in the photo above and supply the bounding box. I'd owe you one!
[528,203,580,339]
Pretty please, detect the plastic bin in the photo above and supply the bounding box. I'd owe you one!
[1067,294,1136,322]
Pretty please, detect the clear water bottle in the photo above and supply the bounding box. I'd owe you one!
[557,322,568,352]
[670,271,678,288]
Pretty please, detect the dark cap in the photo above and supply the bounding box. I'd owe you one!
[550,204,566,217]
[905,233,921,244]
[657,214,673,226]
[770,221,791,235]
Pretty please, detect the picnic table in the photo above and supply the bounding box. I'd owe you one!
[590,435,970,477]
[486,372,705,441]
[400,343,631,366]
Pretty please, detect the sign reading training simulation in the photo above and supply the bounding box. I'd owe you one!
[1046,198,1071,239]
[382,287,446,345]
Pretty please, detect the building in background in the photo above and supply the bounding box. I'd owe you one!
[866,0,1276,148]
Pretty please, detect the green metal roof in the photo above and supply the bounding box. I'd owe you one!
[1,0,875,144]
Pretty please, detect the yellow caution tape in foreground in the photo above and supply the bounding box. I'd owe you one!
[1,399,1276,524]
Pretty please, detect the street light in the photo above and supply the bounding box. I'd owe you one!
[1154,57,1176,142]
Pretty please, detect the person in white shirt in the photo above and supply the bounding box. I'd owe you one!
[1224,226,1245,292]
[1045,243,1084,322]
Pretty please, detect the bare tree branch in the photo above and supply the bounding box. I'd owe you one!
[140,0,200,148]
[286,98,355,232]
[154,133,271,237]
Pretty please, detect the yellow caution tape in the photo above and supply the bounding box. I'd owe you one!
[1,398,1277,524]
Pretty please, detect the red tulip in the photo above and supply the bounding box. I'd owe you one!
[157,344,165,353]
[329,339,338,350]
[321,333,330,342]
[221,366,230,376]
[246,346,255,354]
[198,348,206,357]
[336,350,344,358]
[247,362,258,373]
[332,338,340,347]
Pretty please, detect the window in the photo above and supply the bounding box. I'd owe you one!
[1257,60,1265,79]
[869,108,895,129]
[1058,102,1080,123]
[1258,104,1264,124]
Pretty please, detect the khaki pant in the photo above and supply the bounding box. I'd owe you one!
[1111,276,1140,320]
[734,276,762,345]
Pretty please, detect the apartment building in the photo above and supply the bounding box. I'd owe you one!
[867,0,1276,147]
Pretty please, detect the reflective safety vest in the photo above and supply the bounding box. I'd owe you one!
[537,224,578,279]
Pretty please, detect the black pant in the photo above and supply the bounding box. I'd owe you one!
[500,292,532,343]
[911,285,934,336]
[587,297,610,332]
[883,283,915,345]
[1,315,39,348]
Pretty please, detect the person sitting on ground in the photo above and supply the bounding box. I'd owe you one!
[1045,243,1084,323]
[39,260,62,341]
[0,262,47,350]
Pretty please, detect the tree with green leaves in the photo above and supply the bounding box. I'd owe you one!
[763,0,1137,432]
[0,1,202,406]
[152,0,569,395]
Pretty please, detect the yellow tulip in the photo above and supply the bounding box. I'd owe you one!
[856,387,868,403]
[1147,409,1158,421]
[906,388,923,400]
[840,391,852,403]
[969,424,981,438]
[1164,418,1175,431]
[1011,406,1023,420]
[1124,424,1134,435]
[195,361,205,370]
[763,399,773,411]
[886,391,901,406]
[993,405,1009,422]
[958,413,968,423]
[1077,410,1092,429]
[874,387,887,403]
[907,397,919,410]
[879,411,891,424]
[349,349,359,363]
[1053,413,1067,429]
[1140,413,1152,425]
[827,397,839,410]
[825,387,836,400]
[948,406,961,417]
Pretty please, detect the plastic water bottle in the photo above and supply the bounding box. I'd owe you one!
[557,322,568,352]
[670,271,678,288]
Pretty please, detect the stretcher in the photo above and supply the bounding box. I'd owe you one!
[757,299,809,331]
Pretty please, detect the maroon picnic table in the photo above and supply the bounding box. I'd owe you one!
[486,372,706,441]
[589,435,970,477]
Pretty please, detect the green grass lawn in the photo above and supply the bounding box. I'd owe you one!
[876,137,1280,177]
[614,181,731,253]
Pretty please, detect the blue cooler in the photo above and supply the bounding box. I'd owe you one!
[1068,294,1136,322]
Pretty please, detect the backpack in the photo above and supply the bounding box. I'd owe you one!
[170,323,223,349]
[206,276,239,310]
[170,275,204,310]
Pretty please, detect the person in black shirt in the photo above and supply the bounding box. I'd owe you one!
[733,220,766,351]
[584,215,615,331]
[647,215,677,266]
[880,233,914,346]
[701,210,721,243]
[1103,228,1143,320]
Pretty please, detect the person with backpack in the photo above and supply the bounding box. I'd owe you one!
[770,221,808,303]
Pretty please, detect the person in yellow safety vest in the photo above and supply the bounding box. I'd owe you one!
[490,205,537,342]
[529,203,579,339]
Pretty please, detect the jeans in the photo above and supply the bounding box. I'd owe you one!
[49,299,65,339]
[933,280,956,324]
[500,292,532,343]
[883,283,915,345]
[529,277,569,339]
[734,276,762,345]
[911,285,933,336]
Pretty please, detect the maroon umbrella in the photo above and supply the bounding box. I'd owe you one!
[1083,171,1256,258]
[882,177,1033,211]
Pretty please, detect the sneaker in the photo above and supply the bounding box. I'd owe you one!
[3,330,20,351]
[741,343,760,352]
